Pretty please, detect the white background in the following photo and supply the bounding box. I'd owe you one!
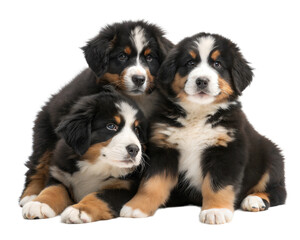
[0,0,299,239]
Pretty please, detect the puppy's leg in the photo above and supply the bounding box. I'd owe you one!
[20,109,57,207]
[120,173,178,218]
[241,184,286,212]
[241,136,286,212]
[200,174,235,225]
[61,180,137,224]
[20,151,52,207]
[61,193,114,224]
[22,183,72,219]
[120,146,179,218]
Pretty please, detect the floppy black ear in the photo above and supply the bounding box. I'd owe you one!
[231,49,254,95]
[56,114,92,156]
[82,25,116,77]
[157,36,174,61]
[157,49,178,85]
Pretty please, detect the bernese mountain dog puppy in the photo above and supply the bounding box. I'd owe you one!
[120,33,286,224]
[20,20,173,207]
[22,87,148,223]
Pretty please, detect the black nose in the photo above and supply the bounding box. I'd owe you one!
[196,78,209,89]
[126,144,139,158]
[132,75,145,87]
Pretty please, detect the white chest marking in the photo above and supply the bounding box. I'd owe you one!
[50,162,129,202]
[158,102,232,190]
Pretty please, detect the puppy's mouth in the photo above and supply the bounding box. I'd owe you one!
[193,90,212,98]
[111,157,138,168]
[129,88,145,95]
[198,91,209,96]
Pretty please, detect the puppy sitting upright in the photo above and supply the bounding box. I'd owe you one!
[121,33,286,224]
[22,87,148,223]
[20,20,173,207]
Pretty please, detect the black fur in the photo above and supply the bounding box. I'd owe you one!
[143,33,286,214]
[51,87,147,176]
[20,20,173,202]
[44,88,147,219]
[83,21,173,78]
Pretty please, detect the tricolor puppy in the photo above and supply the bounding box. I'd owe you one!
[20,20,173,208]
[120,33,286,224]
[83,21,173,102]
[22,87,148,223]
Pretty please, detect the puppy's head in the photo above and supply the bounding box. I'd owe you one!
[82,20,173,95]
[158,33,253,105]
[56,86,147,169]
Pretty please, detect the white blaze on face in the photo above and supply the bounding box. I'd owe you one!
[124,26,148,93]
[100,101,142,168]
[184,36,221,105]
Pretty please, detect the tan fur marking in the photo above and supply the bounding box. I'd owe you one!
[249,172,270,194]
[34,185,72,215]
[211,50,220,60]
[134,120,139,127]
[114,115,121,125]
[214,77,234,103]
[81,140,112,163]
[145,68,155,92]
[202,174,235,211]
[189,50,197,59]
[172,73,188,96]
[144,48,151,56]
[100,71,127,90]
[125,173,178,216]
[124,46,132,55]
[21,151,52,199]
[101,179,132,191]
[101,73,120,84]
[250,192,270,203]
[72,193,114,221]
[215,132,234,147]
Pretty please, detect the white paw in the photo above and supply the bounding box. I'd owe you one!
[199,208,233,224]
[120,205,148,218]
[61,206,92,224]
[19,195,37,207]
[22,201,56,219]
[241,195,266,212]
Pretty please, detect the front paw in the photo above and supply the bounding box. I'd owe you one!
[199,208,233,224]
[61,206,92,224]
[22,201,56,219]
[241,195,268,212]
[120,205,149,218]
[19,195,37,207]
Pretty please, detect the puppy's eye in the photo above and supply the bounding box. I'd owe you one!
[118,53,128,62]
[134,127,140,137]
[106,123,118,131]
[145,55,153,62]
[186,60,196,67]
[213,61,222,68]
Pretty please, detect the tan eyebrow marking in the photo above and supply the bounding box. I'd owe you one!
[124,46,131,55]
[189,50,197,59]
[144,48,151,56]
[114,115,121,124]
[211,50,220,60]
[134,120,139,127]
